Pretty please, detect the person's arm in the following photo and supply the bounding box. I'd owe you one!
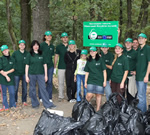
[84,72,89,89]
[106,64,112,70]
[144,62,150,83]
[25,65,30,83]
[44,64,48,82]
[0,70,11,82]
[120,70,128,88]
[54,54,59,69]
[103,70,107,87]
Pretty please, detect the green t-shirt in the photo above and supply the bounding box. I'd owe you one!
[123,49,137,76]
[111,54,129,83]
[55,43,68,69]
[101,51,114,81]
[12,50,29,76]
[0,55,15,85]
[84,58,106,86]
[25,52,46,75]
[136,44,150,81]
[40,42,54,69]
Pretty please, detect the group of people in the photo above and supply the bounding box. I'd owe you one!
[0,31,150,113]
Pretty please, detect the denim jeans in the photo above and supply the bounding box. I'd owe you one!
[29,74,54,108]
[38,67,54,100]
[104,81,112,101]
[1,85,16,109]
[14,75,27,102]
[76,74,86,102]
[136,81,147,113]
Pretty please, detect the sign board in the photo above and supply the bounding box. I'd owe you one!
[83,21,119,47]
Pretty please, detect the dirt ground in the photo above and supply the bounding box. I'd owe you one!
[0,77,150,135]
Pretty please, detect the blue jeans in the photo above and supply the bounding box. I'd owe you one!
[76,74,86,102]
[104,81,112,100]
[1,85,16,109]
[38,67,54,100]
[15,75,27,102]
[136,81,147,113]
[29,74,54,108]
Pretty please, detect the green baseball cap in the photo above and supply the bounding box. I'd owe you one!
[81,49,88,55]
[0,45,8,51]
[138,33,147,39]
[68,40,75,45]
[19,40,26,44]
[45,31,52,36]
[115,43,123,48]
[90,46,97,51]
[125,38,133,43]
[101,43,108,48]
[61,32,68,37]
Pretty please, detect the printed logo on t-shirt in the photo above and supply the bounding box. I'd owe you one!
[96,63,100,66]
[24,57,26,59]
[105,60,109,62]
[50,48,53,50]
[9,62,13,64]
[127,55,131,58]
[141,53,144,56]
[39,57,43,59]
[118,63,122,66]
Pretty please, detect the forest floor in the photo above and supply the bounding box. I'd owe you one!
[0,76,150,135]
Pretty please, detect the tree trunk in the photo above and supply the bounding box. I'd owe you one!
[6,0,17,50]
[141,0,150,28]
[125,0,132,38]
[20,0,31,50]
[119,0,123,41]
[32,0,50,43]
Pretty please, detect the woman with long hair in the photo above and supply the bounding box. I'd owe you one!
[64,40,81,102]
[111,43,129,103]
[84,46,107,111]
[25,40,56,109]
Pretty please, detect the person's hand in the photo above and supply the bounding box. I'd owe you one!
[3,71,8,76]
[130,71,136,75]
[6,76,10,82]
[45,75,48,82]
[26,76,30,83]
[84,83,87,89]
[74,75,76,82]
[54,68,57,74]
[103,81,106,87]
[144,76,148,83]
[120,82,124,89]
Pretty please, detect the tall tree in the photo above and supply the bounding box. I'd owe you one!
[6,0,17,50]
[125,0,132,38]
[119,0,123,41]
[20,0,31,50]
[32,0,50,43]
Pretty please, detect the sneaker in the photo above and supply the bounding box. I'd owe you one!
[50,104,56,109]
[69,99,73,103]
[72,99,76,102]
[39,99,42,102]
[0,108,5,112]
[23,102,28,106]
[49,99,53,102]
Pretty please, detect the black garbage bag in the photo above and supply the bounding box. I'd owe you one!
[34,110,84,135]
[145,125,150,135]
[82,110,108,135]
[144,106,150,135]
[72,99,95,123]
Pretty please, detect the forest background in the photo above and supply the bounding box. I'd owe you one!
[0,0,150,52]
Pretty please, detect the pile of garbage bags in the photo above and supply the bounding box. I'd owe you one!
[34,93,150,135]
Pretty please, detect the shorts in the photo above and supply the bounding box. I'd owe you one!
[87,84,104,94]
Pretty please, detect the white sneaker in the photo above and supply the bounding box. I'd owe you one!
[39,99,42,102]
[72,99,76,102]
[69,99,73,103]
[49,99,53,102]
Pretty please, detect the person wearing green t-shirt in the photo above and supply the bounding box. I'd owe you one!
[54,32,68,101]
[132,38,139,51]
[0,45,16,112]
[100,43,114,100]
[135,33,150,113]
[111,43,129,104]
[84,47,107,111]
[12,40,28,106]
[39,31,55,103]
[25,40,56,109]
[124,38,137,104]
